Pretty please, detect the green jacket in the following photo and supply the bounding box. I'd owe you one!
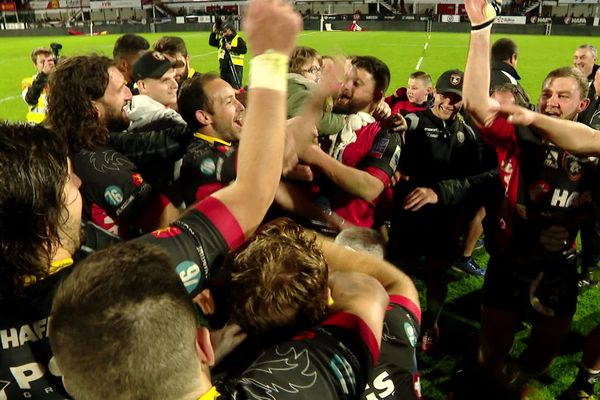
[287,73,345,136]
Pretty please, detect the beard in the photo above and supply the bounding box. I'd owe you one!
[104,112,130,133]
[332,99,355,115]
[58,220,84,257]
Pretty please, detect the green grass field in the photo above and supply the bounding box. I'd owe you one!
[1,30,599,399]
[0,31,593,121]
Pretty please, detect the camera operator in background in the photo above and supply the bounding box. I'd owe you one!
[21,45,59,124]
[209,20,247,89]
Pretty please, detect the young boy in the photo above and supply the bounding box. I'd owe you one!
[386,71,433,115]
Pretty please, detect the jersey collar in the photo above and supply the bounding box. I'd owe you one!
[194,132,232,147]
[198,386,220,400]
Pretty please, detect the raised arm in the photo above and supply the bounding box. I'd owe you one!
[210,0,302,238]
[500,103,600,156]
[319,237,419,305]
[463,0,501,127]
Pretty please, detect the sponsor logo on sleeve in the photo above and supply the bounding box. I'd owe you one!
[370,137,390,159]
[150,226,183,239]
[389,146,401,171]
[104,185,124,206]
[200,158,216,175]
[176,261,202,294]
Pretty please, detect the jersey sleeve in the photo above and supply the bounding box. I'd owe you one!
[134,196,244,297]
[228,311,378,400]
[362,295,422,400]
[181,144,238,205]
[478,115,517,149]
[73,149,157,224]
[360,129,402,187]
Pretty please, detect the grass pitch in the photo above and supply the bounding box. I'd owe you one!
[0,30,589,121]
[1,29,599,399]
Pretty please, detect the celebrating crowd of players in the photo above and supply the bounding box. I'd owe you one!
[5,0,600,398]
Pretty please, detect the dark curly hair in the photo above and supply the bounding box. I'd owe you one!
[46,55,113,152]
[0,121,69,299]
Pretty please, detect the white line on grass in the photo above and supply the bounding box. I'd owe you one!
[0,95,20,104]
[191,50,218,59]
[415,57,424,70]
[415,34,431,70]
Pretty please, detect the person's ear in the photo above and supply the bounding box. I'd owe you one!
[193,289,216,316]
[136,79,147,94]
[196,326,215,367]
[91,99,104,120]
[195,109,212,126]
[578,97,591,114]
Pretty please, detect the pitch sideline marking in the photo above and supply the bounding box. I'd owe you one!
[0,95,20,104]
[415,34,431,70]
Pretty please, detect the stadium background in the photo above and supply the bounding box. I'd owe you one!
[1,17,600,400]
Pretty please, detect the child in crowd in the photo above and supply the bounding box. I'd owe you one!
[386,71,433,115]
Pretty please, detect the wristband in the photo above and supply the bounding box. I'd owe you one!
[470,3,496,31]
[248,50,289,92]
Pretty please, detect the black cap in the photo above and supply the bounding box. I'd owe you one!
[133,51,184,81]
[435,69,464,97]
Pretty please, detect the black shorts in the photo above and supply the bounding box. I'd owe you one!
[387,209,467,262]
[481,256,579,317]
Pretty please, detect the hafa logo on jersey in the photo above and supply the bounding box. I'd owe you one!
[200,158,216,175]
[562,154,583,182]
[104,185,124,206]
[151,226,183,239]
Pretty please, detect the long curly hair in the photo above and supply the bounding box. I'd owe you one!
[0,122,69,299]
[46,55,113,152]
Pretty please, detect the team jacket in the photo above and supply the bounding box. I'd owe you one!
[181,133,238,206]
[395,109,492,209]
[577,64,600,126]
[490,59,531,108]
[480,116,600,262]
[0,197,244,399]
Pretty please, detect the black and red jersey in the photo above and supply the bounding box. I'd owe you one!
[0,196,243,399]
[72,148,171,239]
[225,312,379,400]
[362,295,422,400]
[329,122,401,227]
[181,135,238,206]
[480,116,600,260]
[133,196,244,296]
